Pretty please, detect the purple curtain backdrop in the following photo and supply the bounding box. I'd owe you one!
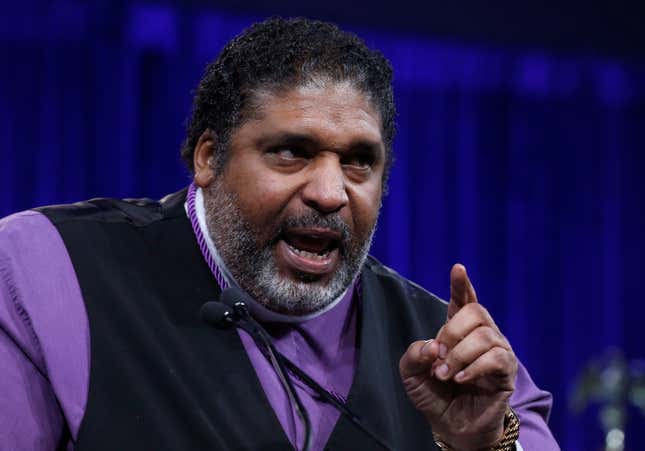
[1,3,644,449]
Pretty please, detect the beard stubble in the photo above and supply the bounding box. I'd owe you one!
[202,178,377,316]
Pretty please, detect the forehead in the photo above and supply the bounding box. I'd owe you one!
[236,82,385,150]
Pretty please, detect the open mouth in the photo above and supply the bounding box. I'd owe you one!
[276,227,342,277]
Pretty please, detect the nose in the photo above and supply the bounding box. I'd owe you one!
[301,155,349,214]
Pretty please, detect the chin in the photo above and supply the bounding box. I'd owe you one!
[249,265,351,316]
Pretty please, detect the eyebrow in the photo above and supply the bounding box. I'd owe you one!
[255,132,385,158]
[255,132,318,149]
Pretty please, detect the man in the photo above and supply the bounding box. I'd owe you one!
[0,18,559,450]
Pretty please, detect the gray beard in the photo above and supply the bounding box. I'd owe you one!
[203,179,376,316]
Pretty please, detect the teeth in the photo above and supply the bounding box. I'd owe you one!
[287,243,330,260]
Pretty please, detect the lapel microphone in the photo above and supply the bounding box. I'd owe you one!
[201,289,313,451]
[200,287,393,451]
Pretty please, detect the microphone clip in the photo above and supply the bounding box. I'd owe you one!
[231,300,250,320]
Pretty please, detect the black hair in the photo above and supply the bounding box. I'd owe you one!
[181,17,396,183]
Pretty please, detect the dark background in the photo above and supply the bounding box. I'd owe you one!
[2,1,644,449]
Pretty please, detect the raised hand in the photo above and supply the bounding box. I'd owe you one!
[399,264,518,451]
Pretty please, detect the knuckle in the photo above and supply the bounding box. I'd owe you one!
[489,347,509,371]
[462,304,491,327]
[466,302,487,316]
[490,346,506,359]
[438,323,458,344]
[461,303,479,316]
[448,349,468,368]
[507,350,519,370]
[475,325,502,347]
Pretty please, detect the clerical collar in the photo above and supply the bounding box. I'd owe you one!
[185,183,352,323]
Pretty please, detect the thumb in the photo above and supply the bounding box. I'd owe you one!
[447,263,478,320]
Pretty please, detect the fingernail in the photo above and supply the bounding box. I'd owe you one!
[421,339,434,358]
[439,343,447,359]
[455,370,466,382]
[436,363,449,379]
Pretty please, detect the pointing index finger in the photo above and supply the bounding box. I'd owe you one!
[448,263,478,320]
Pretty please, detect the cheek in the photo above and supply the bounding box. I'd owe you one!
[349,184,382,236]
[226,170,297,225]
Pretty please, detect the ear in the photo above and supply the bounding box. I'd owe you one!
[193,130,217,188]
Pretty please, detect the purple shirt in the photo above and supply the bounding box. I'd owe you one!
[0,211,559,450]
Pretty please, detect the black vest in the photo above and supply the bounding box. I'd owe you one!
[38,189,445,450]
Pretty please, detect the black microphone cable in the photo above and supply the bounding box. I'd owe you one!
[201,288,393,451]
[276,353,391,450]
[202,295,313,451]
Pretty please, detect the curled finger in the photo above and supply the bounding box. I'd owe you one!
[432,326,510,381]
[451,346,518,390]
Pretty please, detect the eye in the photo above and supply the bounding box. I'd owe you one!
[269,147,307,160]
[342,152,375,169]
[264,146,310,171]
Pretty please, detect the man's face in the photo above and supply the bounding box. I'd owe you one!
[202,81,386,315]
